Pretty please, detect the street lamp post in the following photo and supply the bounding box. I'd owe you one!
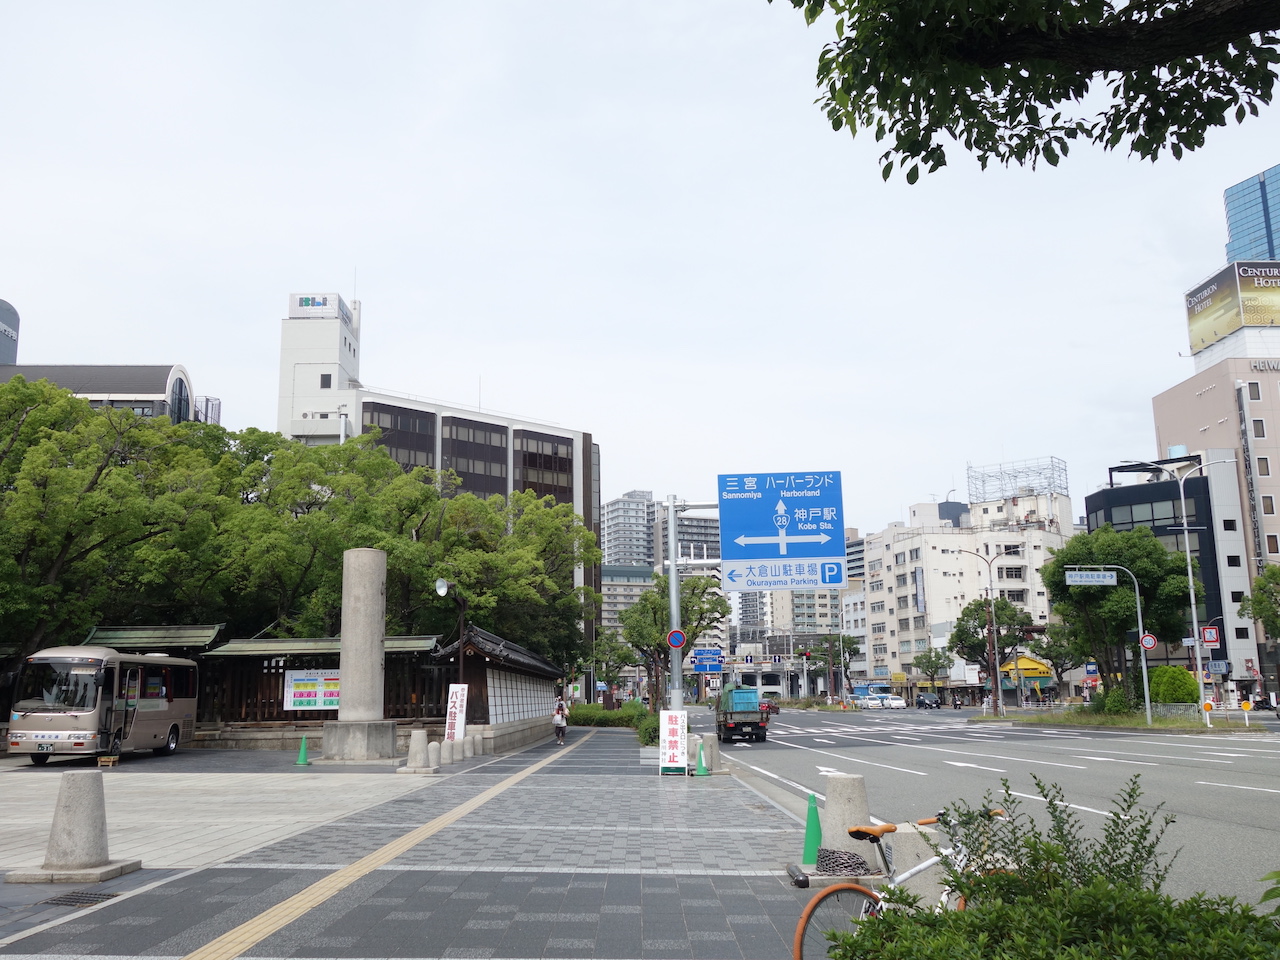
[435,577,469,704]
[957,548,1006,717]
[1126,458,1237,727]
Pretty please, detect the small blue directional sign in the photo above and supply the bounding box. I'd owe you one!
[718,471,847,593]
[693,662,722,673]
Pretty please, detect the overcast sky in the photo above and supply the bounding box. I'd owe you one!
[3,3,1278,533]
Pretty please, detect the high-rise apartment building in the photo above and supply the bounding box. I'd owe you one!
[0,300,19,365]
[1226,163,1279,262]
[601,491,655,567]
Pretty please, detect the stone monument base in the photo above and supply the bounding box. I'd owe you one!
[323,720,397,760]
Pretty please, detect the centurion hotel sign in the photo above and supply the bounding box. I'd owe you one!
[1185,262,1280,355]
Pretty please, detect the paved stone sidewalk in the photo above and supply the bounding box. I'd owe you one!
[1,729,813,959]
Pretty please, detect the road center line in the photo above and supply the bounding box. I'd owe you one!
[179,731,596,960]
[1195,781,1280,794]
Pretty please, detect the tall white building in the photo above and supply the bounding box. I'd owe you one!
[601,491,655,567]
[861,459,1071,692]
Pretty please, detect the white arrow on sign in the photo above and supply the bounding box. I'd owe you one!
[943,761,1007,772]
[734,531,832,555]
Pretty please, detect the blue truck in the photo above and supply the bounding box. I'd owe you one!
[715,684,770,743]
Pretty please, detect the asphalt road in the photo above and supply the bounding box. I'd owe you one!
[692,704,1280,906]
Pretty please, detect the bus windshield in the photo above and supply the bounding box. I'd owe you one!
[13,661,101,714]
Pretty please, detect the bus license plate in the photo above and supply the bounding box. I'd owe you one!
[36,744,53,753]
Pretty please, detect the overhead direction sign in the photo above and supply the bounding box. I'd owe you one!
[718,471,847,593]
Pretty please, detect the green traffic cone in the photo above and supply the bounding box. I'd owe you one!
[695,742,710,776]
[294,735,311,766]
[802,793,822,864]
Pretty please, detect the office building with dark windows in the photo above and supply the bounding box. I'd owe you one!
[1225,163,1279,262]
[276,290,600,556]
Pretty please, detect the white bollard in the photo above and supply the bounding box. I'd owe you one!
[462,737,475,759]
[43,771,111,870]
[440,739,454,765]
[427,740,441,768]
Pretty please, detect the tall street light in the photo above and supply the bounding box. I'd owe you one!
[1066,564,1153,726]
[435,577,469,697]
[956,548,1006,718]
[1125,457,1237,727]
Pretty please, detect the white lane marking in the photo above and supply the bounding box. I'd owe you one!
[776,740,929,776]
[813,739,836,744]
[892,735,923,741]
[728,759,825,800]
[1054,748,1233,764]
[944,761,1007,772]
[1072,755,1157,766]
[1009,791,1116,818]
[817,765,843,776]
[1195,781,1280,794]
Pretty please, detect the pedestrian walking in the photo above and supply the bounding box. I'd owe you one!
[553,704,568,745]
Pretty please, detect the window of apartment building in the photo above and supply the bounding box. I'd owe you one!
[898,619,910,632]
[1000,545,1022,557]
[1232,590,1245,603]
[909,548,921,561]
[872,622,887,635]
[1254,419,1267,438]
[1236,627,1251,639]
[1003,589,1027,603]
[912,616,925,629]
[320,374,332,389]
[1269,535,1279,554]
[870,601,885,613]
[872,644,887,656]
[870,580,884,592]
[1227,555,1242,567]
[899,640,912,653]
[998,566,1025,580]
[1260,457,1271,476]
[896,574,908,587]
[1265,496,1275,516]
[897,596,909,609]
[1223,519,1238,530]
[1248,381,1262,401]
[894,552,907,564]
[868,559,883,572]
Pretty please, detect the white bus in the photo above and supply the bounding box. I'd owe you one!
[7,646,198,765]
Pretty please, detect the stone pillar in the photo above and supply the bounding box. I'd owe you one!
[441,739,454,765]
[324,548,396,759]
[395,729,439,775]
[5,771,141,883]
[819,774,871,853]
[427,740,441,768]
[463,737,475,759]
[701,733,721,772]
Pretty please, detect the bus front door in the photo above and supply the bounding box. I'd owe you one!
[117,668,141,749]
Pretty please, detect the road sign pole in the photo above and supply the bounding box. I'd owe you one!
[667,494,683,712]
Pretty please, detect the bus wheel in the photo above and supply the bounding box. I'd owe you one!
[30,754,50,765]
[154,725,179,756]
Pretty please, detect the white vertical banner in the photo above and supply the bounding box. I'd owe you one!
[659,710,688,775]
[445,683,468,741]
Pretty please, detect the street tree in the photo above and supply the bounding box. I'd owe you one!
[911,646,955,694]
[618,575,730,708]
[776,0,1280,180]
[1040,525,1191,697]
[1027,624,1091,691]
[592,627,641,707]
[949,596,1033,678]
[1237,563,1280,638]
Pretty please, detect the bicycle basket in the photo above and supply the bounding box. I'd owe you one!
[815,847,872,876]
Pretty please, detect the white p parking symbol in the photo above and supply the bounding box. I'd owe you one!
[820,562,842,583]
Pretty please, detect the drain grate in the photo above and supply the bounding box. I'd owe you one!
[38,891,119,908]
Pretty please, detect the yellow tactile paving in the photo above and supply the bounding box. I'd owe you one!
[180,732,594,960]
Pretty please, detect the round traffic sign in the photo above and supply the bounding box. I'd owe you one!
[666,629,686,649]
[1242,700,1253,712]
[1139,633,1157,651]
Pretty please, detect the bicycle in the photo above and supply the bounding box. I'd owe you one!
[791,808,1004,960]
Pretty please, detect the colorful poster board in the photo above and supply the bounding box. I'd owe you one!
[283,670,340,710]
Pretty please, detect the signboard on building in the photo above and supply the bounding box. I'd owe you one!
[1185,262,1280,355]
[283,669,340,710]
[445,683,468,741]
[717,471,847,592]
[659,710,688,775]
[288,292,354,325]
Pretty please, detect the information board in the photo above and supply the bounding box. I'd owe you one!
[659,710,688,775]
[283,669,340,711]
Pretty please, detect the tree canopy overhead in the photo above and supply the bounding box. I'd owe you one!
[778,0,1280,180]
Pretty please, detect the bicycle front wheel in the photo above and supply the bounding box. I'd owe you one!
[793,882,880,960]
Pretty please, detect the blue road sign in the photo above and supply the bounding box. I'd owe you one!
[718,471,847,592]
[693,662,722,673]
[690,647,722,661]
[744,655,753,664]
[667,629,686,649]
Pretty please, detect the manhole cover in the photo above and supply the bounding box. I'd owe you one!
[38,891,119,908]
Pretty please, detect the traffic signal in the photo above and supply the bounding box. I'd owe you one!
[803,651,811,660]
